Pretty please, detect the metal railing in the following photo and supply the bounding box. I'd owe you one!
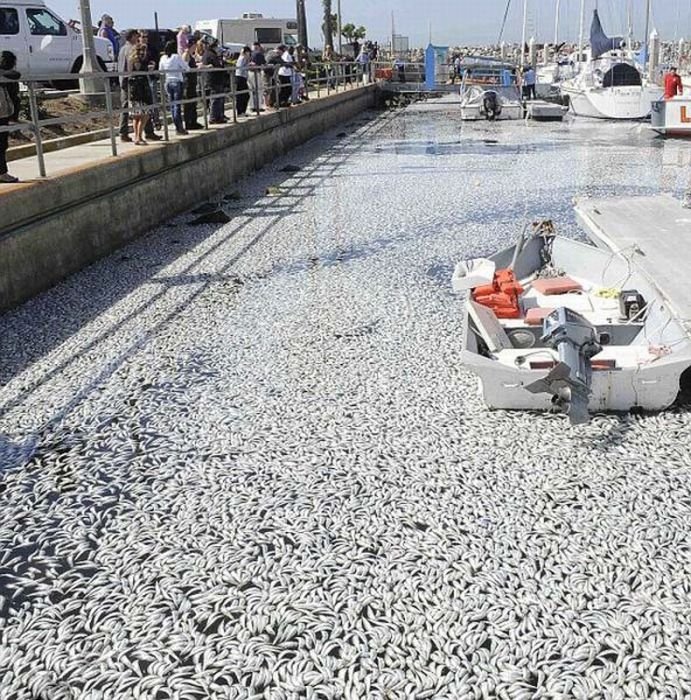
[0,60,374,179]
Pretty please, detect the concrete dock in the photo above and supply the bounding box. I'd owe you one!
[0,85,378,312]
[576,194,691,327]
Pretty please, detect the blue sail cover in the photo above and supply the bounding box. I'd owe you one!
[590,10,624,59]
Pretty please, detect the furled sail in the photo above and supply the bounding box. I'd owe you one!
[590,9,624,59]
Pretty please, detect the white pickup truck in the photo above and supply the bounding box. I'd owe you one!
[0,0,115,81]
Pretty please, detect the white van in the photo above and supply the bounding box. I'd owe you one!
[0,0,114,79]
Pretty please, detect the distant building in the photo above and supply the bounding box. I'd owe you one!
[392,34,409,54]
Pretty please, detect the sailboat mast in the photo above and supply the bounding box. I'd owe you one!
[578,0,586,63]
[643,0,652,68]
[554,0,561,45]
[521,0,528,67]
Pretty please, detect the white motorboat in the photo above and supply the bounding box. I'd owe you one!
[651,96,691,136]
[452,220,691,424]
[561,10,663,120]
[459,62,523,121]
[460,85,524,121]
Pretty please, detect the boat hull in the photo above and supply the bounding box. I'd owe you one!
[651,98,691,136]
[563,85,662,119]
[464,348,686,414]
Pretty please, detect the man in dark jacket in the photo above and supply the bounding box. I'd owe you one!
[0,50,21,183]
[264,45,285,109]
[202,39,228,123]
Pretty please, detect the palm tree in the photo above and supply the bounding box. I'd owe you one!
[322,0,334,49]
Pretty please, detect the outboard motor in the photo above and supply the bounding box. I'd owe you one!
[525,308,603,425]
[482,91,501,121]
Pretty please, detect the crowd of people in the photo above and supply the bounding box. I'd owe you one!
[0,14,380,182]
[113,23,373,144]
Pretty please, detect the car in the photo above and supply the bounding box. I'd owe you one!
[0,0,115,82]
[134,28,176,58]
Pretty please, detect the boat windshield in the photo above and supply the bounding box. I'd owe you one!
[461,65,517,88]
[601,62,642,87]
[463,84,522,103]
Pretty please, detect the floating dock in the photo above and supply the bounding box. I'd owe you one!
[575,194,691,329]
[525,100,568,121]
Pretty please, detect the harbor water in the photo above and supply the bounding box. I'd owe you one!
[1,97,691,697]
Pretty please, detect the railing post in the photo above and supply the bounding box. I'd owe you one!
[253,68,261,116]
[103,73,118,157]
[201,70,209,129]
[27,81,46,178]
[159,74,170,141]
[230,71,237,123]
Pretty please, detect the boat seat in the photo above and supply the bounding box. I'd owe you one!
[525,307,552,326]
[531,276,583,295]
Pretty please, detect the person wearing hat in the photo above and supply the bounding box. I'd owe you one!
[664,66,683,100]
[98,14,120,56]
[264,44,286,109]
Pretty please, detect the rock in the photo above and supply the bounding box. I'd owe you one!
[189,210,231,225]
[191,202,220,215]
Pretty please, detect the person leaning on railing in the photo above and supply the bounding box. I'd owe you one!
[159,41,189,135]
[235,46,251,117]
[201,38,228,124]
[118,29,139,143]
[0,50,21,184]
[128,44,155,145]
[181,38,203,130]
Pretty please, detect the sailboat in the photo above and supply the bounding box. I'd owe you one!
[561,7,663,119]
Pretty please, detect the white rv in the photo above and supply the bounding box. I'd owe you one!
[194,13,299,50]
[0,0,114,79]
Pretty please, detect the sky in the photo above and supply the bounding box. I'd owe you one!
[49,1,691,47]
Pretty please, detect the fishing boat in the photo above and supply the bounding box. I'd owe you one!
[452,218,691,424]
[560,10,663,119]
[650,96,691,136]
[459,61,523,121]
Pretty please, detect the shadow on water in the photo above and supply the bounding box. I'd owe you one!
[0,114,387,421]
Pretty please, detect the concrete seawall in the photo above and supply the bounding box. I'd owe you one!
[0,85,378,312]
